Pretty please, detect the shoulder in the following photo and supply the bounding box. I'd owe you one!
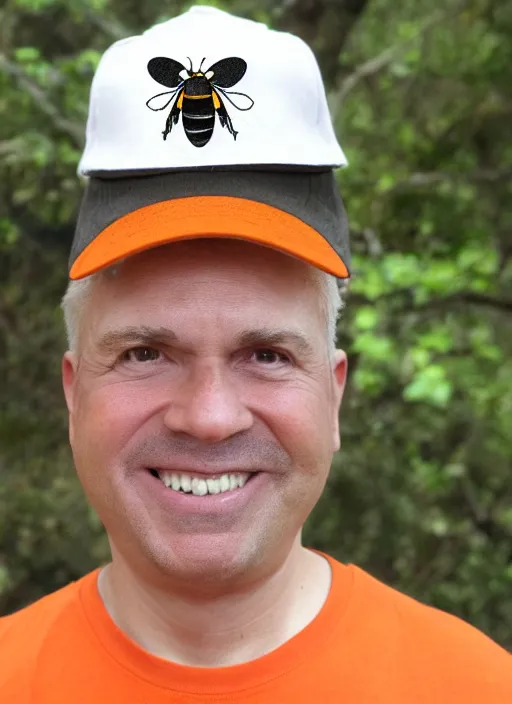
[0,578,80,641]
[353,564,512,695]
[0,573,94,695]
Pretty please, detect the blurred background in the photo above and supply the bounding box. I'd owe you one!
[1,0,511,649]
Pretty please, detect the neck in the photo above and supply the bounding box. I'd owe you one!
[98,543,331,668]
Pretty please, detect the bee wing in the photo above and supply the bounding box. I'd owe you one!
[146,88,181,111]
[207,57,247,88]
[148,57,186,87]
[214,87,254,112]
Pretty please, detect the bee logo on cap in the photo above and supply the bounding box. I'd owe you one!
[146,56,254,147]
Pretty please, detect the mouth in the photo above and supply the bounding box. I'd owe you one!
[147,468,259,497]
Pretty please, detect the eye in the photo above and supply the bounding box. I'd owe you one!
[121,347,161,363]
[253,349,290,365]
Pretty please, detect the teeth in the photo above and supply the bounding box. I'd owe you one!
[206,478,220,494]
[180,473,192,493]
[191,477,207,496]
[157,471,251,495]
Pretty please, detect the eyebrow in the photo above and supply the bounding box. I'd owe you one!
[96,325,317,359]
[236,328,316,359]
[96,326,178,355]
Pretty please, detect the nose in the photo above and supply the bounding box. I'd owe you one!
[162,361,253,443]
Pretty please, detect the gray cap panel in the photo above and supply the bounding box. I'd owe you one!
[71,170,350,275]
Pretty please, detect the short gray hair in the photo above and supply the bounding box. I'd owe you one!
[61,266,348,360]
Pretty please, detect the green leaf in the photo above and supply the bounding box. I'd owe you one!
[418,326,454,353]
[376,173,395,192]
[354,306,378,331]
[14,47,41,62]
[352,332,394,361]
[404,365,453,407]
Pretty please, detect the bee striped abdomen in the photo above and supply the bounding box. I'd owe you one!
[182,95,215,147]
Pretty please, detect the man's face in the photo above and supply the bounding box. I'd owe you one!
[63,239,347,589]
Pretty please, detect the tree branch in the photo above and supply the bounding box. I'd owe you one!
[330,1,469,117]
[413,292,512,314]
[0,54,84,147]
[276,0,371,87]
[458,292,512,313]
[389,169,512,191]
[460,474,512,549]
[84,10,128,41]
[350,289,512,314]
[0,138,22,158]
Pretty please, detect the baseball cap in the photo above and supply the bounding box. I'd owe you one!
[70,5,351,280]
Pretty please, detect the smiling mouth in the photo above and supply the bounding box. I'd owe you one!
[148,468,258,496]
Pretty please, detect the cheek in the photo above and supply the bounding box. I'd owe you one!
[254,381,334,469]
[257,384,334,524]
[72,380,166,462]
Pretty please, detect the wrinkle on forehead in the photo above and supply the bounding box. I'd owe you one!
[119,239,320,287]
[78,239,329,355]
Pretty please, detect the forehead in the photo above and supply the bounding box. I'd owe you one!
[85,239,325,334]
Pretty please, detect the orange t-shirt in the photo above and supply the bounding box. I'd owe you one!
[1,553,511,703]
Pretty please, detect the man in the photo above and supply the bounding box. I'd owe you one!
[1,6,510,702]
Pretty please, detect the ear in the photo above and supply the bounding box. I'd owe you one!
[62,351,77,414]
[331,349,348,452]
[62,351,78,444]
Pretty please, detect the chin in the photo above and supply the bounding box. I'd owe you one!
[143,532,264,591]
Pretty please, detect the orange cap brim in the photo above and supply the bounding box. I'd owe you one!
[69,196,349,280]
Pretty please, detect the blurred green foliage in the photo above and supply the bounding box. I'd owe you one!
[1,0,511,648]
